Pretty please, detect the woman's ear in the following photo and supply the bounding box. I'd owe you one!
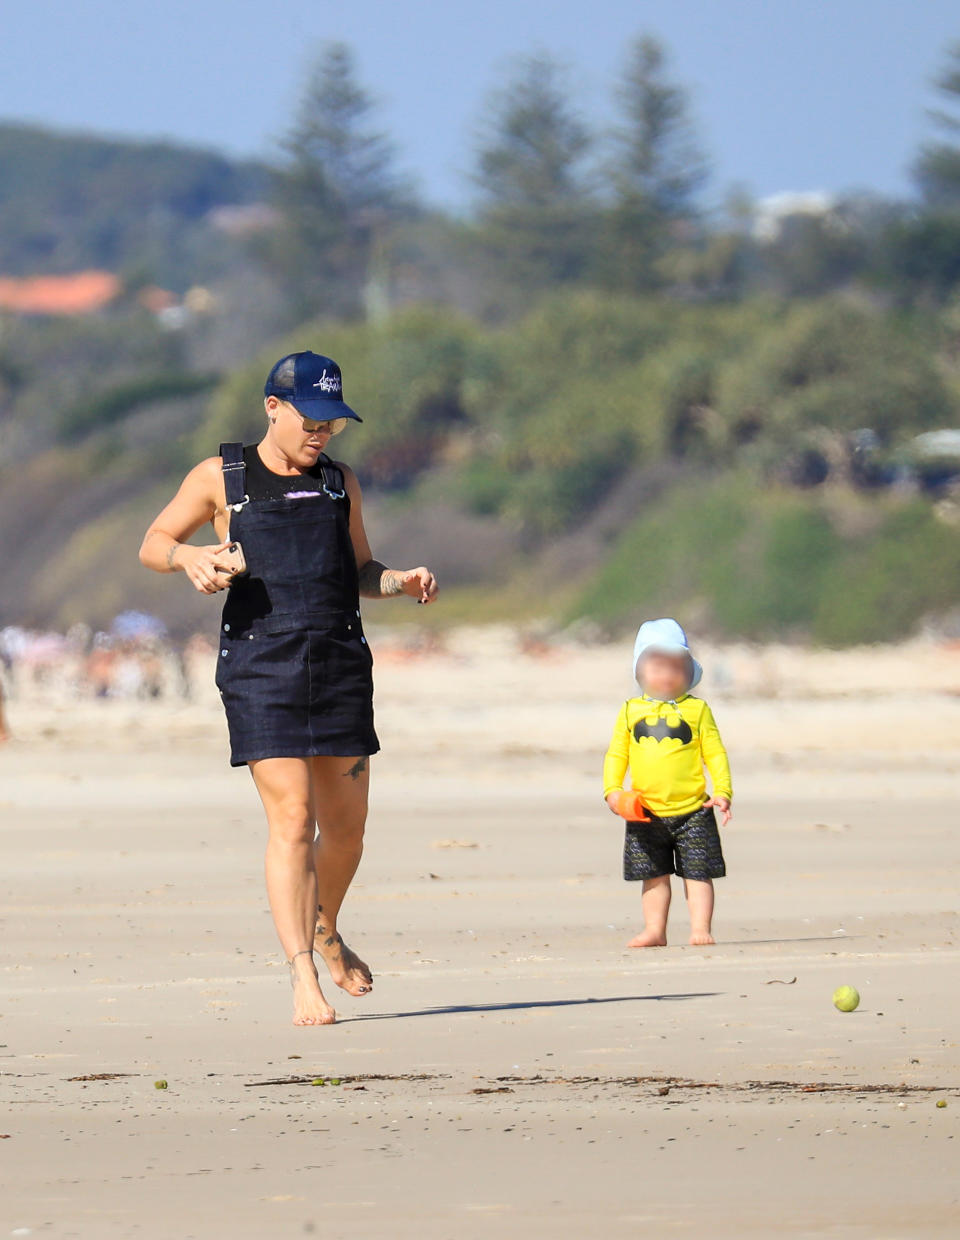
[264,396,277,425]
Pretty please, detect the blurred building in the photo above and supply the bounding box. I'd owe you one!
[0,269,120,315]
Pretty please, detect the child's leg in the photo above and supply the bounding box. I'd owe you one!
[627,874,671,948]
[683,878,715,946]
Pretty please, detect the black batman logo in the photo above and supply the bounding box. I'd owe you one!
[633,716,692,745]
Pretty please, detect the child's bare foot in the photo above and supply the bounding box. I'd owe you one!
[689,929,715,946]
[314,919,373,996]
[626,930,668,948]
[288,951,336,1026]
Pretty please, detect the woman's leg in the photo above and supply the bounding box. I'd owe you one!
[310,755,373,997]
[249,756,336,1026]
[627,874,671,948]
[684,878,715,945]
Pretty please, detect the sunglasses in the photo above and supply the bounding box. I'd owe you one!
[281,403,347,436]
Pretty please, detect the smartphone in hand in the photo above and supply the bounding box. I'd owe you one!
[214,541,248,579]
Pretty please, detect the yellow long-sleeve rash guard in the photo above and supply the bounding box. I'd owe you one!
[602,694,732,817]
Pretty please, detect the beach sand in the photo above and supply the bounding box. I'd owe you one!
[1,631,959,1238]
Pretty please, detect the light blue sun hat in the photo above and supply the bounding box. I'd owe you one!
[632,617,703,691]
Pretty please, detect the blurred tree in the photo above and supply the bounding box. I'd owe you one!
[914,39,960,210]
[608,35,708,215]
[597,36,708,291]
[269,42,414,320]
[876,212,960,303]
[873,40,960,304]
[754,209,868,297]
[472,54,597,292]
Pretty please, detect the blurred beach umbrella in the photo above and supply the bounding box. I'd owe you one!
[110,610,167,642]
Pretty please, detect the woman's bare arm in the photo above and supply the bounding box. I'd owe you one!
[139,458,234,595]
[341,465,438,604]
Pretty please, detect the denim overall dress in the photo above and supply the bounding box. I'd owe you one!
[215,442,379,767]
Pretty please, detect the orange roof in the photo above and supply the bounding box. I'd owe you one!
[0,269,121,315]
[136,284,178,313]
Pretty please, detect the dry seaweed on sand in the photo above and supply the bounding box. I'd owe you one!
[244,1072,445,1088]
[64,1073,136,1082]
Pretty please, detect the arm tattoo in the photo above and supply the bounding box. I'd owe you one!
[357,559,404,598]
[165,543,181,570]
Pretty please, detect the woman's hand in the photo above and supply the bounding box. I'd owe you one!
[703,795,732,826]
[174,542,235,594]
[605,793,621,814]
[398,566,439,605]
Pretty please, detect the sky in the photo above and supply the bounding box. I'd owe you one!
[2,0,957,210]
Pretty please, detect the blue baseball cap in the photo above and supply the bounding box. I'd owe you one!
[264,351,362,422]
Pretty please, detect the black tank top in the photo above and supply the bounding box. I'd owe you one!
[241,444,335,501]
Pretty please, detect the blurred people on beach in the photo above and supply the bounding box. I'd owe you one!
[0,614,204,706]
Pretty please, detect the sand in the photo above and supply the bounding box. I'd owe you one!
[1,630,959,1238]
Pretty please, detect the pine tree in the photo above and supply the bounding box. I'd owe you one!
[608,35,708,215]
[472,54,596,290]
[475,54,592,210]
[914,40,960,210]
[598,35,708,291]
[271,42,411,318]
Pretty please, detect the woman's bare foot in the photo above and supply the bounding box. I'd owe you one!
[689,929,715,945]
[288,951,336,1026]
[314,918,373,997]
[626,930,668,948]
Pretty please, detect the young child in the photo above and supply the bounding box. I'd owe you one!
[602,618,732,948]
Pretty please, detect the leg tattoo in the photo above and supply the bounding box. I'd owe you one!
[343,757,368,781]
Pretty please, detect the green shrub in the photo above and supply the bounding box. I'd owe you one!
[571,476,752,628]
[814,502,960,644]
[62,371,219,441]
[194,305,478,480]
[714,299,953,453]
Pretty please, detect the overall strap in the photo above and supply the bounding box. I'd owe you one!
[219,442,248,510]
[317,454,346,500]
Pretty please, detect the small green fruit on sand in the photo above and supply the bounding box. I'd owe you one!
[832,985,860,1012]
[154,1080,168,1090]
[311,1077,326,1087]
[936,1099,947,1108]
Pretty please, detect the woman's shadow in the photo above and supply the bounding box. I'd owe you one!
[342,991,720,1023]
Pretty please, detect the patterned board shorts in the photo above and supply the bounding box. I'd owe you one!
[623,803,726,882]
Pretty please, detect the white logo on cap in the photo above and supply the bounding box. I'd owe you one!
[312,369,341,393]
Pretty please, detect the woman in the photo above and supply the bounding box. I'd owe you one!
[140,350,438,1026]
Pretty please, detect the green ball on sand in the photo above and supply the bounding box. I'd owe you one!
[154,1080,168,1090]
[832,985,860,1012]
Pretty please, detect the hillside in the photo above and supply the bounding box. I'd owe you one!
[0,123,272,289]
[2,63,960,649]
[3,292,959,644]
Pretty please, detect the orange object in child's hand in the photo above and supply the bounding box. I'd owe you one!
[609,790,650,821]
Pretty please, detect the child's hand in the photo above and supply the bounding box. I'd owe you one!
[704,795,732,826]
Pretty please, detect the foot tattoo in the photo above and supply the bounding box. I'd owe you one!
[314,912,373,997]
